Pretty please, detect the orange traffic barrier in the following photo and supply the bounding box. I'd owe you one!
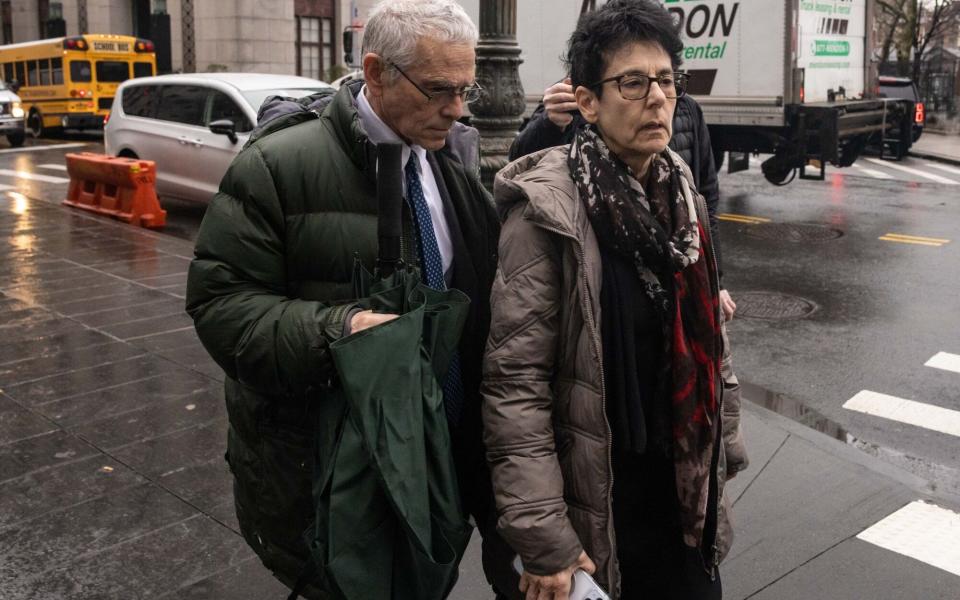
[63,153,167,228]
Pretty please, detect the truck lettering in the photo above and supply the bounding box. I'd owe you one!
[668,2,739,39]
[684,41,727,60]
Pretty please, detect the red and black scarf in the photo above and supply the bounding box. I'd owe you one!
[568,125,722,546]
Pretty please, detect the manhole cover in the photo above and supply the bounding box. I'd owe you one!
[744,223,844,242]
[735,291,818,320]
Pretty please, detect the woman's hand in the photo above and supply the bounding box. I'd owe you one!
[719,289,736,322]
[519,551,596,600]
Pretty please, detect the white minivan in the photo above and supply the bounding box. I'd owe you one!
[105,72,331,203]
[0,80,26,147]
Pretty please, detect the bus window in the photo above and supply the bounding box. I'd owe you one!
[70,60,92,82]
[14,61,25,86]
[52,58,63,85]
[1,63,9,82]
[27,60,38,86]
[133,62,153,78]
[39,59,50,85]
[96,61,129,82]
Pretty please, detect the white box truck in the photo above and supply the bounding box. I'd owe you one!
[345,0,914,185]
[669,0,914,183]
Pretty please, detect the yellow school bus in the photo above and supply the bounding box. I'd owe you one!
[0,34,156,136]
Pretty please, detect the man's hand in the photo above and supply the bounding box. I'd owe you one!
[719,289,736,322]
[543,78,578,131]
[519,551,596,600]
[349,310,399,333]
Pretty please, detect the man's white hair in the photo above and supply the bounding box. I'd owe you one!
[363,0,478,77]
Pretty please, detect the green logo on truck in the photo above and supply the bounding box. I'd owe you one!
[813,40,849,56]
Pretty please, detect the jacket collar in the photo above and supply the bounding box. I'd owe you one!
[495,144,700,237]
[324,80,377,173]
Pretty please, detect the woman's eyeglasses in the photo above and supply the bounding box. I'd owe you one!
[589,72,690,100]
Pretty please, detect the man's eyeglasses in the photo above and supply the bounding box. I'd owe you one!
[389,62,483,104]
[589,72,690,101]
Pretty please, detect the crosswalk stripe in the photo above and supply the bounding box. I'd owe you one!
[857,500,960,577]
[37,164,68,171]
[852,164,894,179]
[843,390,960,437]
[927,163,960,176]
[864,158,959,185]
[0,143,88,155]
[925,352,960,375]
[0,183,15,192]
[0,169,70,184]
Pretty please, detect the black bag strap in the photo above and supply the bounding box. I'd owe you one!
[376,142,404,277]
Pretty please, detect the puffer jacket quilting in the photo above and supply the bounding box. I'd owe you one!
[482,146,735,596]
[186,81,499,595]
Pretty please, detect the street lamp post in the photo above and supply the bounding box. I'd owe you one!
[469,0,525,191]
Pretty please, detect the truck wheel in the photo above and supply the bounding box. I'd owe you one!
[6,132,25,147]
[27,109,44,138]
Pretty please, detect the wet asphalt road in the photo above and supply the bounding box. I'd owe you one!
[2,134,959,499]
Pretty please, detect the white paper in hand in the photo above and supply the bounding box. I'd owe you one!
[512,556,611,600]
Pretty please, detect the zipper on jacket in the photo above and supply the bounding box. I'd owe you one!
[694,189,726,576]
[576,243,617,590]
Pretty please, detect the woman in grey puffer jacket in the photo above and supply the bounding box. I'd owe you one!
[482,2,745,599]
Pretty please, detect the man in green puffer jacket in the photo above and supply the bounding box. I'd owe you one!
[185,1,505,596]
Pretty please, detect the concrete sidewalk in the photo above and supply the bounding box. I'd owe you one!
[911,131,960,166]
[0,194,956,599]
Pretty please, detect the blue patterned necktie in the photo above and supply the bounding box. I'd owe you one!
[405,154,464,427]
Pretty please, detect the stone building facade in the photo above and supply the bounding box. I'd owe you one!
[3,0,578,101]
[0,0,368,80]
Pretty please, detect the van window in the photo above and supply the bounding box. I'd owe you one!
[122,85,159,118]
[70,60,92,82]
[155,85,208,126]
[209,91,252,132]
[133,62,153,78]
[96,61,129,83]
[52,58,63,85]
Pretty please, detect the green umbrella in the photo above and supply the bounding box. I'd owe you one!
[291,143,472,600]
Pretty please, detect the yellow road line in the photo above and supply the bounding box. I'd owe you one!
[718,215,759,224]
[718,213,770,224]
[720,213,771,222]
[878,236,944,247]
[882,233,951,244]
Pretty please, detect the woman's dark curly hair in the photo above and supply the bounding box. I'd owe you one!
[565,0,684,97]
